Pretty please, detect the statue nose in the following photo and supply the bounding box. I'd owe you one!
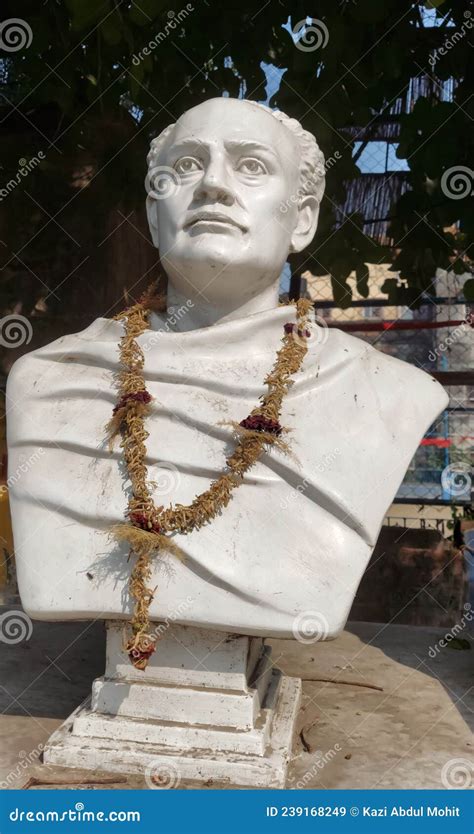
[195,162,234,205]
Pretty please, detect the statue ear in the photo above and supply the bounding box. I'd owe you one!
[146,195,160,248]
[289,195,320,254]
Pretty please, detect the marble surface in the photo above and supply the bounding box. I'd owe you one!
[0,611,471,790]
[6,97,448,637]
[6,308,447,635]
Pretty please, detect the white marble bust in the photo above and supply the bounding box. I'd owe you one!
[7,98,448,639]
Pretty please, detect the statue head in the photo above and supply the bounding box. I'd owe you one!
[146,98,325,305]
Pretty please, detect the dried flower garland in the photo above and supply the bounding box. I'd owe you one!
[108,286,313,670]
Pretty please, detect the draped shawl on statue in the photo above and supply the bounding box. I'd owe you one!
[6,306,447,637]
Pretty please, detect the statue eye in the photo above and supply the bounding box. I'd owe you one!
[237,158,267,176]
[174,156,202,175]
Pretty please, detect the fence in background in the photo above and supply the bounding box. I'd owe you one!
[304,266,473,505]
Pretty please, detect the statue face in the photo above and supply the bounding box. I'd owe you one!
[147,98,319,295]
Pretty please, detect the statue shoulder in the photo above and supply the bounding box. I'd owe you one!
[296,325,448,546]
[7,317,120,398]
[307,324,448,419]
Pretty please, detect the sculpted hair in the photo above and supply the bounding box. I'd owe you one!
[147,101,326,204]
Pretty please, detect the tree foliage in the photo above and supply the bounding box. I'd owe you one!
[0,0,472,319]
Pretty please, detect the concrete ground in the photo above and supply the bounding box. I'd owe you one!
[0,606,472,790]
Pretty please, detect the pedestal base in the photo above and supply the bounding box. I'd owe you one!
[43,623,302,788]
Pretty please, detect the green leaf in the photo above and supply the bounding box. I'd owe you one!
[381,277,399,299]
[446,637,471,651]
[452,259,467,275]
[355,264,370,298]
[65,0,111,32]
[331,275,352,308]
[100,11,123,46]
[463,278,474,301]
[129,0,169,26]
[352,0,395,23]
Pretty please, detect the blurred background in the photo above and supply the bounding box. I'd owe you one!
[0,0,472,628]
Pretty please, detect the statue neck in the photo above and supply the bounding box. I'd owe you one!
[150,280,281,332]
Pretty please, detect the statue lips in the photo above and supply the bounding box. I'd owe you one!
[184,211,247,235]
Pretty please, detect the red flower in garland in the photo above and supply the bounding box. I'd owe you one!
[239,415,282,436]
[129,511,163,534]
[113,390,152,415]
[284,322,311,338]
[128,641,155,667]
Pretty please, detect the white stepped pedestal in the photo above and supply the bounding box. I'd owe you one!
[43,622,302,788]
